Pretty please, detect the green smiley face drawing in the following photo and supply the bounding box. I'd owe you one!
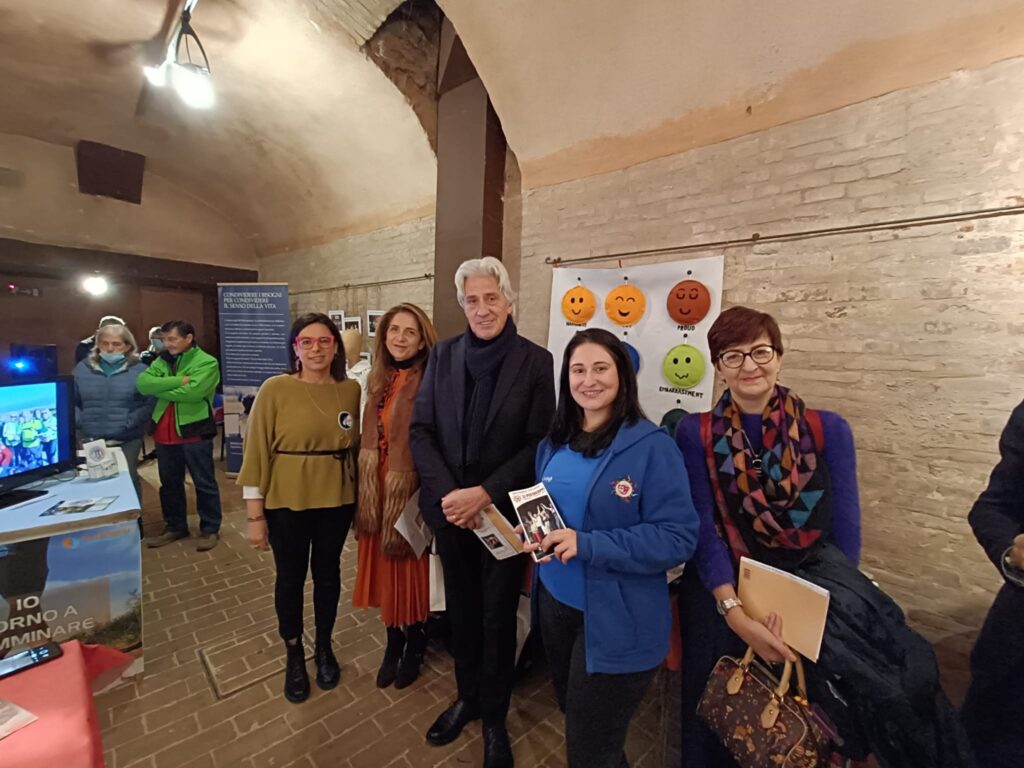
[662,344,706,389]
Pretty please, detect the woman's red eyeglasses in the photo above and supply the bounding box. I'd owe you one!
[295,336,335,350]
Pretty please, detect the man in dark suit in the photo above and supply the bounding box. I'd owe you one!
[410,256,555,768]
[961,399,1024,767]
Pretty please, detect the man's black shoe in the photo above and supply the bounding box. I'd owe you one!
[425,699,480,746]
[483,724,514,768]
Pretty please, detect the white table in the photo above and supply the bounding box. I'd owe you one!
[0,467,139,545]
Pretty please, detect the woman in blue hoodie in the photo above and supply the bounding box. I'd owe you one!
[528,328,698,768]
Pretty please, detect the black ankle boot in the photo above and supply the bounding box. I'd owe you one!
[284,640,310,703]
[314,633,340,690]
[394,622,426,690]
[376,626,406,688]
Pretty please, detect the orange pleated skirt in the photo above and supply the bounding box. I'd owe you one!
[352,534,430,627]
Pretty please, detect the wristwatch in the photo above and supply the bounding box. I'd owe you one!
[716,597,743,617]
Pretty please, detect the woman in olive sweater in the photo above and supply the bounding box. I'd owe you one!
[238,313,361,703]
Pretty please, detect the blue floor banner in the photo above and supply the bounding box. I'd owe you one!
[0,520,143,678]
[217,283,290,474]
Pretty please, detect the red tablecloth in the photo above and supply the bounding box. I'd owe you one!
[0,641,130,768]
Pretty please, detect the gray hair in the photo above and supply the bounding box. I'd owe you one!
[90,323,140,365]
[454,256,516,308]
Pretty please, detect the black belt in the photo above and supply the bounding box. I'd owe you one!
[274,448,354,460]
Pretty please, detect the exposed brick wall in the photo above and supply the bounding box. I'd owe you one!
[259,215,436,351]
[364,1,441,153]
[257,59,1024,699]
[515,58,1024,689]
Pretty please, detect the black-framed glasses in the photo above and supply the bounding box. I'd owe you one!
[718,345,776,369]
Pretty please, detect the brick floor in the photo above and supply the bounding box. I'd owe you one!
[97,460,666,768]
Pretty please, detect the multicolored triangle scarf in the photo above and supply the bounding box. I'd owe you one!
[701,385,831,563]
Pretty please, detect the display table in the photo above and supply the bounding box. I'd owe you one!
[0,466,142,676]
[0,467,140,546]
[0,640,131,768]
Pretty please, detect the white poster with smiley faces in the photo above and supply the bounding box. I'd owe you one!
[547,254,724,419]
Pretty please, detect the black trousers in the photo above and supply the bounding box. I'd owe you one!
[537,581,656,768]
[265,505,354,642]
[961,582,1024,767]
[434,523,526,725]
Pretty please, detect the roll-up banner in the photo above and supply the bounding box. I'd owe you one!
[217,283,290,475]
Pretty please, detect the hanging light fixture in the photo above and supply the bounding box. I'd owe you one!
[81,276,110,296]
[143,0,214,109]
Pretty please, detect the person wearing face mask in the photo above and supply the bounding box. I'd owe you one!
[352,303,438,690]
[73,323,154,506]
[675,306,975,768]
[75,314,126,365]
[139,326,165,366]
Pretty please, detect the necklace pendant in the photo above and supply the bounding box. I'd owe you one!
[751,456,763,474]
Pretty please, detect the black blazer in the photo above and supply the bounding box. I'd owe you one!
[410,331,555,529]
[969,399,1024,576]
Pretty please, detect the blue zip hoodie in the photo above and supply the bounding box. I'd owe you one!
[535,419,699,674]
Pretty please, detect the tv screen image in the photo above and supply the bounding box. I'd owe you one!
[0,379,75,504]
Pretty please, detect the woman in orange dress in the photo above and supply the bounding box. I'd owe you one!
[353,303,438,689]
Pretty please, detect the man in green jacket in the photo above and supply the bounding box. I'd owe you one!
[137,320,222,551]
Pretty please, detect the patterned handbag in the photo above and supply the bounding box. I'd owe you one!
[697,646,831,768]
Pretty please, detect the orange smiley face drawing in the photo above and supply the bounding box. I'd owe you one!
[561,285,596,324]
[666,279,711,325]
[604,284,646,326]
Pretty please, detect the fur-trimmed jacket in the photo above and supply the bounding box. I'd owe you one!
[356,364,424,559]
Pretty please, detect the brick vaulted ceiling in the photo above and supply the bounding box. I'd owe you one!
[0,0,434,264]
[1,0,1024,266]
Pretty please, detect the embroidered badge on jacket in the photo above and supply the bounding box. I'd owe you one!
[612,476,638,501]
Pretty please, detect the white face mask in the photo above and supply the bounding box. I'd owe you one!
[99,351,125,364]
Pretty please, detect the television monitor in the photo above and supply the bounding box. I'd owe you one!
[0,377,76,509]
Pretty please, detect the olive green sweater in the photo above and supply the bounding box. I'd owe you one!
[237,374,361,510]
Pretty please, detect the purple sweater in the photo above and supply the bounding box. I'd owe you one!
[676,409,861,591]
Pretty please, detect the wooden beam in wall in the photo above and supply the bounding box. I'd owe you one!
[432,17,507,339]
[0,237,257,293]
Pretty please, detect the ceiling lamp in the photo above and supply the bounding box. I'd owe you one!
[82,276,110,296]
[143,1,214,109]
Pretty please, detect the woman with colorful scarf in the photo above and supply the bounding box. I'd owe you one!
[675,306,975,768]
[352,303,438,690]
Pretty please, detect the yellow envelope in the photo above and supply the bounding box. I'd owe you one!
[737,556,830,662]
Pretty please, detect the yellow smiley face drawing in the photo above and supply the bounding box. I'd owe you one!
[561,285,596,324]
[604,284,647,326]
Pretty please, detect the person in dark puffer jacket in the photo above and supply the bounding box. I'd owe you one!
[73,323,154,506]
